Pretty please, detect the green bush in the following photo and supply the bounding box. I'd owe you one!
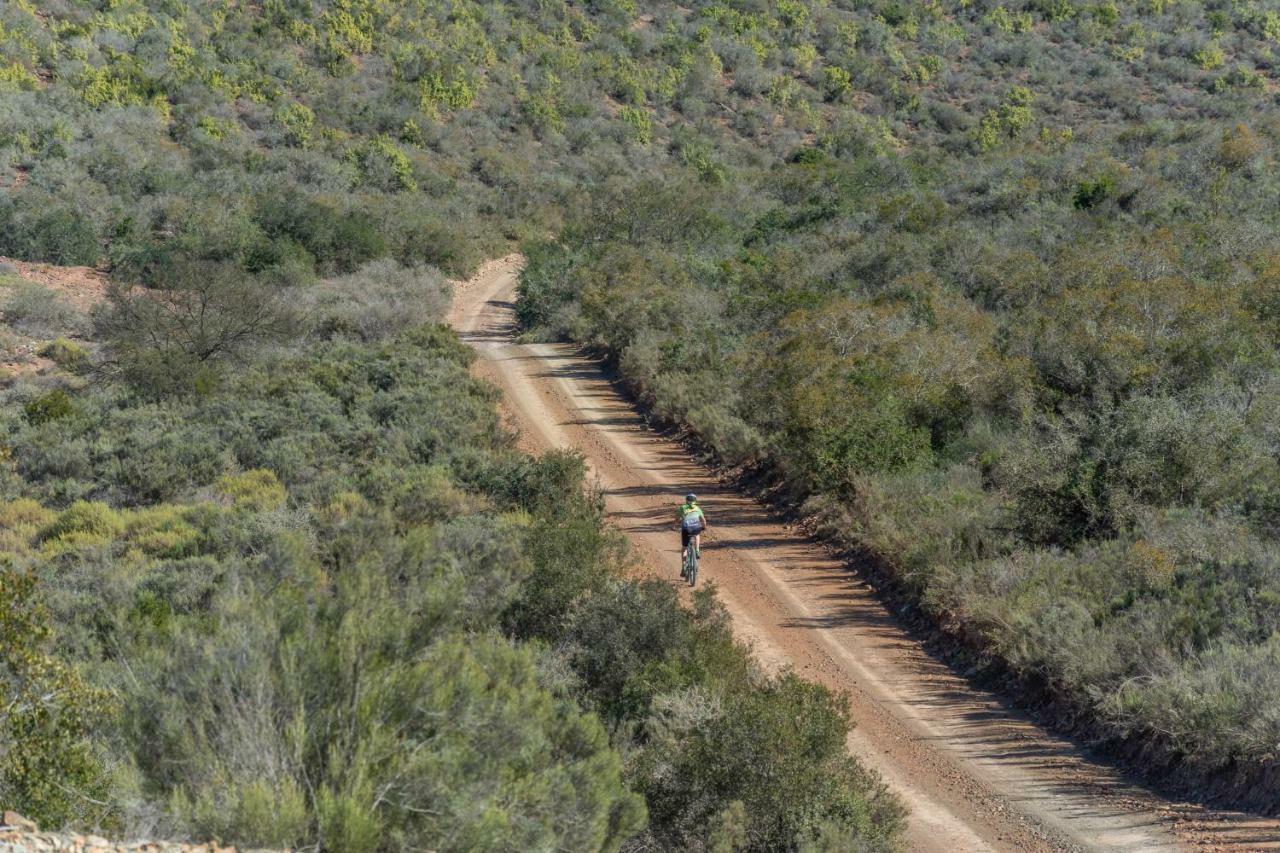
[39,338,90,373]
[562,580,903,849]
[43,500,125,543]
[214,469,286,511]
[330,213,389,274]
[0,569,114,830]
[10,0,1280,829]
[634,674,905,851]
[0,498,55,554]
[24,389,75,425]
[276,101,315,148]
[0,205,100,266]
[1072,174,1115,209]
[349,136,417,192]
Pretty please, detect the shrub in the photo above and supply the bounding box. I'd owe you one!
[1192,42,1225,70]
[330,212,389,274]
[634,674,905,851]
[276,101,315,148]
[974,87,1035,150]
[387,213,492,278]
[24,389,76,425]
[214,469,286,511]
[387,464,475,526]
[39,338,90,373]
[3,284,84,338]
[1072,174,1115,209]
[0,206,100,267]
[43,501,126,543]
[349,136,417,192]
[0,498,54,554]
[122,506,203,558]
[506,494,623,640]
[304,259,449,341]
[619,106,654,144]
[176,778,310,849]
[0,568,113,829]
[823,66,852,101]
[1217,123,1262,170]
[564,579,706,722]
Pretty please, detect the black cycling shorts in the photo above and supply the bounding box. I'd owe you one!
[682,526,703,547]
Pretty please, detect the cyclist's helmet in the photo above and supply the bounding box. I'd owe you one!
[686,493,697,503]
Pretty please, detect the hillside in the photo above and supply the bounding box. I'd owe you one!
[514,0,1280,811]
[3,0,1280,847]
[0,1,918,850]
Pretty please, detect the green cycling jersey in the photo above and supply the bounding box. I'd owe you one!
[678,502,705,530]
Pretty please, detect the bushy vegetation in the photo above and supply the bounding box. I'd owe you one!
[7,0,1280,835]
[0,2,915,844]
[514,0,1280,800]
[0,306,902,848]
[11,0,1268,287]
[1,247,900,851]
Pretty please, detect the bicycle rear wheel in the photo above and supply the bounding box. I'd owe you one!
[686,550,698,587]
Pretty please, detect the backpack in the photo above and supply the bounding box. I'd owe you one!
[681,506,704,532]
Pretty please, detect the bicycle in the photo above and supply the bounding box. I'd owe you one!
[681,543,700,587]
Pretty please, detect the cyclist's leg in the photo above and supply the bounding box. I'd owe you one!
[693,532,701,557]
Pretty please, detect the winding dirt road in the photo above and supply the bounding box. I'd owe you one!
[450,255,1280,853]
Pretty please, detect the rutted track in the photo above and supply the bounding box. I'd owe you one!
[450,255,1280,853]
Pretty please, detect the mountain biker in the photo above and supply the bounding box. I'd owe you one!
[678,493,706,572]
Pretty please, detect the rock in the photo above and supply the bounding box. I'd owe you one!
[86,837,112,847]
[1,812,36,832]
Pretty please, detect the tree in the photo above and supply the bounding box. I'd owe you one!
[0,567,113,830]
[312,635,648,853]
[95,261,297,397]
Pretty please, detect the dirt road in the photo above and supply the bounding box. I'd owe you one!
[450,255,1280,853]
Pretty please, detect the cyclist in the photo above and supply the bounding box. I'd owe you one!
[678,493,707,573]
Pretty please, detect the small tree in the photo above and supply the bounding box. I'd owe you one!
[95,261,297,398]
[0,567,114,829]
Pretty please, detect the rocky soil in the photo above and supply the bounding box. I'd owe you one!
[0,813,253,853]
